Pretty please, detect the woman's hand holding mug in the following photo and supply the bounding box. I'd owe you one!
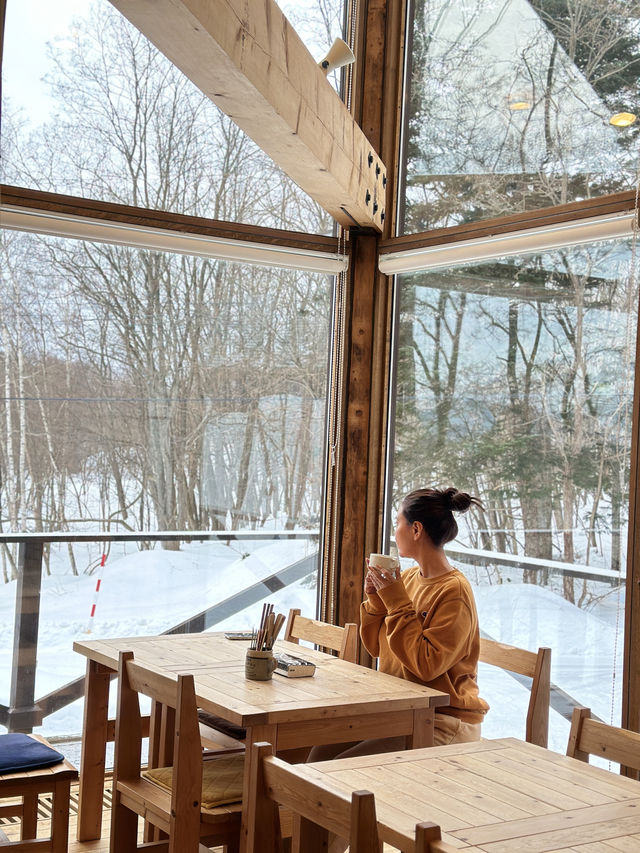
[366,553,400,592]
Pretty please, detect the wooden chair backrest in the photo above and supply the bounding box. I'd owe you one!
[479,638,551,748]
[247,742,454,853]
[566,707,640,771]
[283,608,358,662]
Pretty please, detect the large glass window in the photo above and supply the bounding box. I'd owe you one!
[0,229,332,745]
[389,238,636,750]
[1,0,345,233]
[1,0,345,746]
[401,0,640,233]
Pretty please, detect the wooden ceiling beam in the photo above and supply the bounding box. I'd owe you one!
[108,0,386,231]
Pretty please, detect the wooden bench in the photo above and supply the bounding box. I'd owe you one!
[0,734,77,852]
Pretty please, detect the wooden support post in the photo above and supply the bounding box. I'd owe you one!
[353,0,405,238]
[358,0,405,568]
[623,283,640,743]
[8,541,44,731]
[332,0,405,638]
[0,2,6,93]
[337,232,379,629]
[77,659,111,841]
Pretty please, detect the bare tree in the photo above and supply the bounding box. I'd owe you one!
[0,2,333,559]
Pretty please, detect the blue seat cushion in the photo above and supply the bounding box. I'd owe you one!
[0,733,64,774]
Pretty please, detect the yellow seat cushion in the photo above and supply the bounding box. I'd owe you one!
[142,753,244,808]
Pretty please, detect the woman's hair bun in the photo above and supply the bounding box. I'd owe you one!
[444,487,474,513]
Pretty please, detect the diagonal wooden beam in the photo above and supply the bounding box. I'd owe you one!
[108,0,386,231]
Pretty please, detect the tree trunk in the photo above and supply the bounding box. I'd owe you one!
[521,493,553,583]
[561,471,575,604]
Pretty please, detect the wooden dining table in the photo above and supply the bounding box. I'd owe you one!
[295,736,640,852]
[73,632,449,851]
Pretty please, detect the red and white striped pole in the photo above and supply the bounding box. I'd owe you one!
[86,553,107,634]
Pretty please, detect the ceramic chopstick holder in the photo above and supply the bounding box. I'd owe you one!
[245,648,277,681]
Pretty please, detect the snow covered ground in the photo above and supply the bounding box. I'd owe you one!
[0,539,624,762]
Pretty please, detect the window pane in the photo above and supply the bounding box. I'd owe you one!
[0,230,331,744]
[401,0,640,233]
[1,0,344,233]
[389,239,636,749]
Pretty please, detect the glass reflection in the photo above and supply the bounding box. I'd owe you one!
[390,238,636,747]
[402,0,640,232]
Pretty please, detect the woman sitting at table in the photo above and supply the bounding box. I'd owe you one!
[308,486,489,761]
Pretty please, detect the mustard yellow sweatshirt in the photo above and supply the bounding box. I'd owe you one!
[360,565,489,724]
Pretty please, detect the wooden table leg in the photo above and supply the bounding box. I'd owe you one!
[407,708,434,748]
[241,723,277,853]
[77,658,112,841]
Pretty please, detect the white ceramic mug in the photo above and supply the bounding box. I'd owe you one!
[369,553,399,575]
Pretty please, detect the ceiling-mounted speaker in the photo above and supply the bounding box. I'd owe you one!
[319,38,355,74]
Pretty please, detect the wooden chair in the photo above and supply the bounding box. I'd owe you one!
[566,707,640,772]
[479,638,551,747]
[280,609,359,763]
[110,650,242,853]
[0,735,77,853]
[246,741,455,853]
[283,609,358,663]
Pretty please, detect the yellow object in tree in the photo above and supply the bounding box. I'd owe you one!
[610,112,637,127]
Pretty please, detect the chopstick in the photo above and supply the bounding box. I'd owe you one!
[272,612,286,645]
[250,606,285,651]
[266,612,275,648]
